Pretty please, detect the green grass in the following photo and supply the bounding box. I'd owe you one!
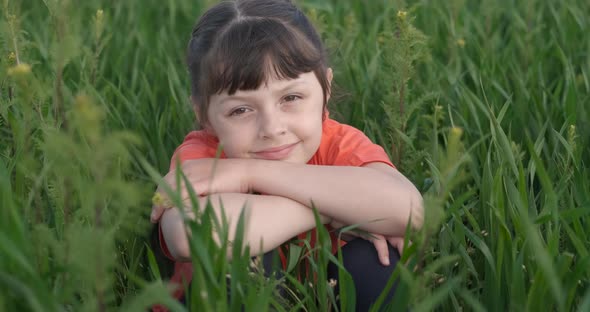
[1,0,589,311]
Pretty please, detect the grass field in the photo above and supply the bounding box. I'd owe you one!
[1,0,589,311]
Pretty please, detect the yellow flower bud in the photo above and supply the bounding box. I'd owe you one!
[450,126,463,138]
[8,52,16,63]
[7,63,31,76]
[456,38,466,47]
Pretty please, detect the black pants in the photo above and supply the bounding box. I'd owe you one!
[327,238,400,311]
[183,238,400,311]
[262,238,401,311]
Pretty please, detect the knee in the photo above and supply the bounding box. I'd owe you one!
[328,238,401,312]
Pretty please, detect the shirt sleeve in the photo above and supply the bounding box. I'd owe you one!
[326,122,395,168]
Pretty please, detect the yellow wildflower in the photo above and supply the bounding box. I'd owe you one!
[152,192,172,208]
[397,10,407,20]
[457,38,466,47]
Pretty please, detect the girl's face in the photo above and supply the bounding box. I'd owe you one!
[205,71,331,164]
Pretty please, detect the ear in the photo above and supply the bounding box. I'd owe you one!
[326,67,334,102]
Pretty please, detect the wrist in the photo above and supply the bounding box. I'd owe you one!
[243,158,259,192]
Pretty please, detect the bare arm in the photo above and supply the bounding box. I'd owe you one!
[248,161,423,236]
[160,193,331,261]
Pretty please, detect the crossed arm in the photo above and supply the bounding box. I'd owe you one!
[154,158,423,262]
[160,193,331,261]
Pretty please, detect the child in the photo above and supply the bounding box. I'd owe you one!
[150,0,424,310]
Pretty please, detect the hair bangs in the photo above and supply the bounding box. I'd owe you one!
[202,17,324,98]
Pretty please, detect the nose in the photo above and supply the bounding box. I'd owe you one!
[258,107,286,140]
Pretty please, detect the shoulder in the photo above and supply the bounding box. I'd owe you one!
[170,130,221,170]
[313,118,394,168]
[322,118,367,140]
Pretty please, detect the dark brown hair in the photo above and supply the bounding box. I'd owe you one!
[187,0,330,125]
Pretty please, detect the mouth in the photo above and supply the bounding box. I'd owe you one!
[253,142,299,160]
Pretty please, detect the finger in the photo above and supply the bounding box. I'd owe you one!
[163,175,191,203]
[151,190,172,223]
[371,236,390,266]
[387,237,405,255]
[150,204,165,223]
[181,181,206,203]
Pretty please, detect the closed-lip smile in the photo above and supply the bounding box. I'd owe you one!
[253,142,299,160]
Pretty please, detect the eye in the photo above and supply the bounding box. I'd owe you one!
[229,107,251,117]
[283,94,302,103]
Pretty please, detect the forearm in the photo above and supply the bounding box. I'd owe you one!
[250,161,423,236]
[160,193,330,261]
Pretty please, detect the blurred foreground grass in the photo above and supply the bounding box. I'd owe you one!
[1,0,589,311]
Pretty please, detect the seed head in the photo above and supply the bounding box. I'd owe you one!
[95,9,105,40]
[7,14,17,25]
[96,9,104,21]
[568,124,577,151]
[568,125,576,140]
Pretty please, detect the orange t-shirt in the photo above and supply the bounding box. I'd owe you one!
[154,117,394,309]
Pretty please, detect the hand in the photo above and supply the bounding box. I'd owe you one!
[330,220,406,266]
[368,234,406,266]
[150,158,251,223]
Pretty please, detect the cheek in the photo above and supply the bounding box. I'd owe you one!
[216,126,253,157]
[298,113,323,143]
